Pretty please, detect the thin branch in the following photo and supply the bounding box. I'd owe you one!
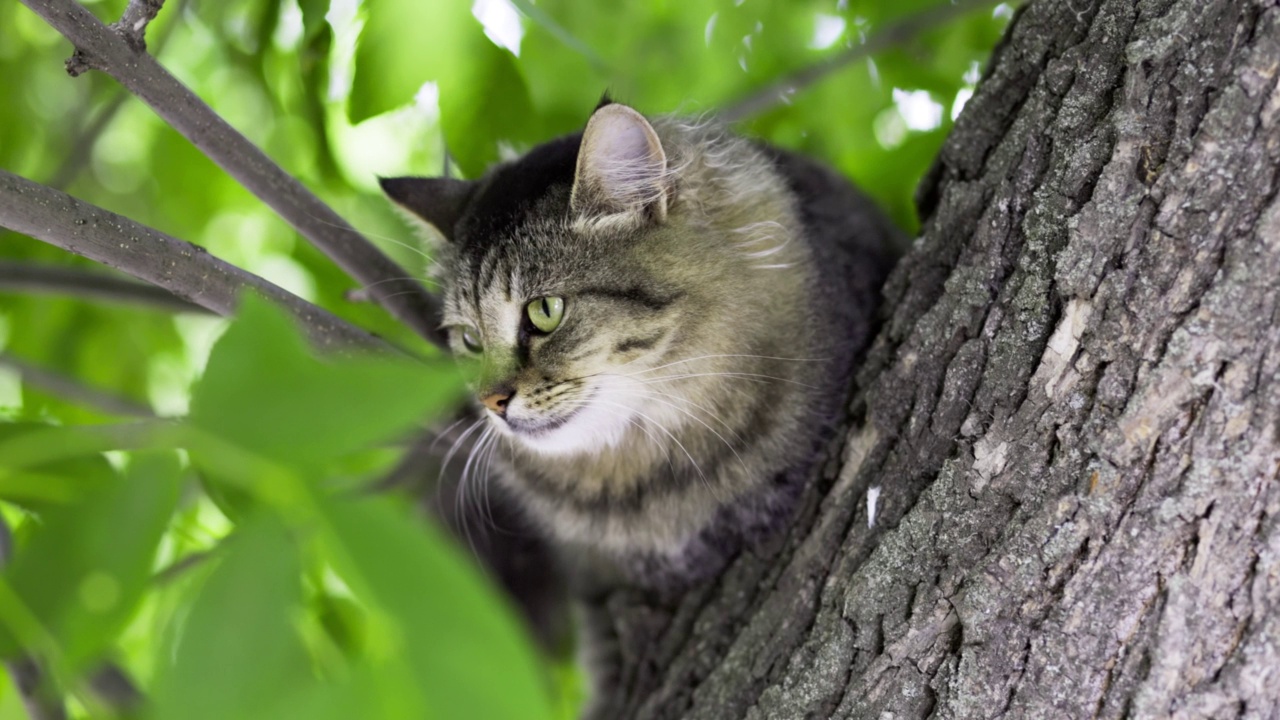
[508,0,610,73]
[20,0,447,348]
[85,663,143,716]
[45,92,128,191]
[0,260,211,314]
[151,547,216,586]
[7,658,66,720]
[0,353,156,418]
[0,169,386,353]
[720,0,1007,122]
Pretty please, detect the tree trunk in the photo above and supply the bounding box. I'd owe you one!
[587,0,1280,717]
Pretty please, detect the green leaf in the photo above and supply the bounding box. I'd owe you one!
[323,497,554,720]
[151,516,307,720]
[0,422,176,478]
[0,452,181,673]
[349,0,538,175]
[188,296,462,474]
[298,0,331,42]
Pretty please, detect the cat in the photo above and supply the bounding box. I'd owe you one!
[381,99,897,588]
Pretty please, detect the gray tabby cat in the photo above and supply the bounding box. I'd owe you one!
[382,99,896,585]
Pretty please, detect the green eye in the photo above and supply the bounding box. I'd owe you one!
[458,326,483,353]
[526,296,564,333]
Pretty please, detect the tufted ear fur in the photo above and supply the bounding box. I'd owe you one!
[379,176,476,242]
[570,104,670,224]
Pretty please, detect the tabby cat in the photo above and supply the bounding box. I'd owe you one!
[382,99,896,585]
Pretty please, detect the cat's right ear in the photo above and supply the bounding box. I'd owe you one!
[378,176,475,242]
[571,104,671,225]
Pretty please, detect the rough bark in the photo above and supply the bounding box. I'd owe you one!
[589,0,1280,717]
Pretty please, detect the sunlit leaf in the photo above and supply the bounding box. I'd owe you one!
[0,452,181,673]
[188,295,463,474]
[298,0,330,42]
[150,516,307,720]
[323,497,555,720]
[350,0,538,175]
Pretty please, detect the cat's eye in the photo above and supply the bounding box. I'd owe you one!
[526,296,565,333]
[458,326,483,353]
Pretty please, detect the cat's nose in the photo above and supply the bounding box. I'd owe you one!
[481,388,513,417]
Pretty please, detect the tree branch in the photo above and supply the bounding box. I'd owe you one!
[19,0,448,349]
[719,0,1007,123]
[0,169,385,353]
[0,260,211,314]
[0,353,156,418]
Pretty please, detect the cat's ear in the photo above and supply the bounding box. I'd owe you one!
[571,104,670,224]
[379,176,475,242]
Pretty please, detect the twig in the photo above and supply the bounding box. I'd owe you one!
[0,169,386,353]
[45,92,128,191]
[86,663,143,716]
[0,353,156,418]
[20,0,447,348]
[151,547,216,586]
[0,260,211,314]
[508,0,610,73]
[720,0,1007,122]
[7,658,65,720]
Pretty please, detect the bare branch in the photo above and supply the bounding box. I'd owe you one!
[152,546,216,586]
[20,0,448,348]
[44,92,128,191]
[720,0,1007,123]
[85,664,143,716]
[0,169,386,353]
[7,658,66,720]
[112,0,164,50]
[0,260,211,314]
[0,353,156,418]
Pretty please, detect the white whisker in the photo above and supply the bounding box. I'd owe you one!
[612,387,747,474]
[620,353,824,378]
[637,371,817,389]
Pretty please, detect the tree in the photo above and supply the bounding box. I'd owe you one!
[2,0,1274,718]
[582,0,1280,717]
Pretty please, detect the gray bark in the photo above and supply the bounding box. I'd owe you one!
[589,0,1280,717]
[0,261,211,314]
[0,169,384,352]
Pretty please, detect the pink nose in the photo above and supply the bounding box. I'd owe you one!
[481,390,511,415]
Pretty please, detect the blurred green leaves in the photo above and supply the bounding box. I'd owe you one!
[0,452,179,675]
[0,297,555,718]
[189,296,461,472]
[347,0,1009,228]
[352,0,538,177]
[151,517,308,720]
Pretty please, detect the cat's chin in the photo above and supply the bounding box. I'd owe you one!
[498,402,632,457]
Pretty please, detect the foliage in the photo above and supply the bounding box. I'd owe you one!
[0,0,1010,717]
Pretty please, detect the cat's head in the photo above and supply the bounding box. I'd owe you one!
[381,102,803,457]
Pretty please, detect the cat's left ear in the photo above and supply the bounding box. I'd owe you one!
[571,104,671,224]
[379,176,475,242]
